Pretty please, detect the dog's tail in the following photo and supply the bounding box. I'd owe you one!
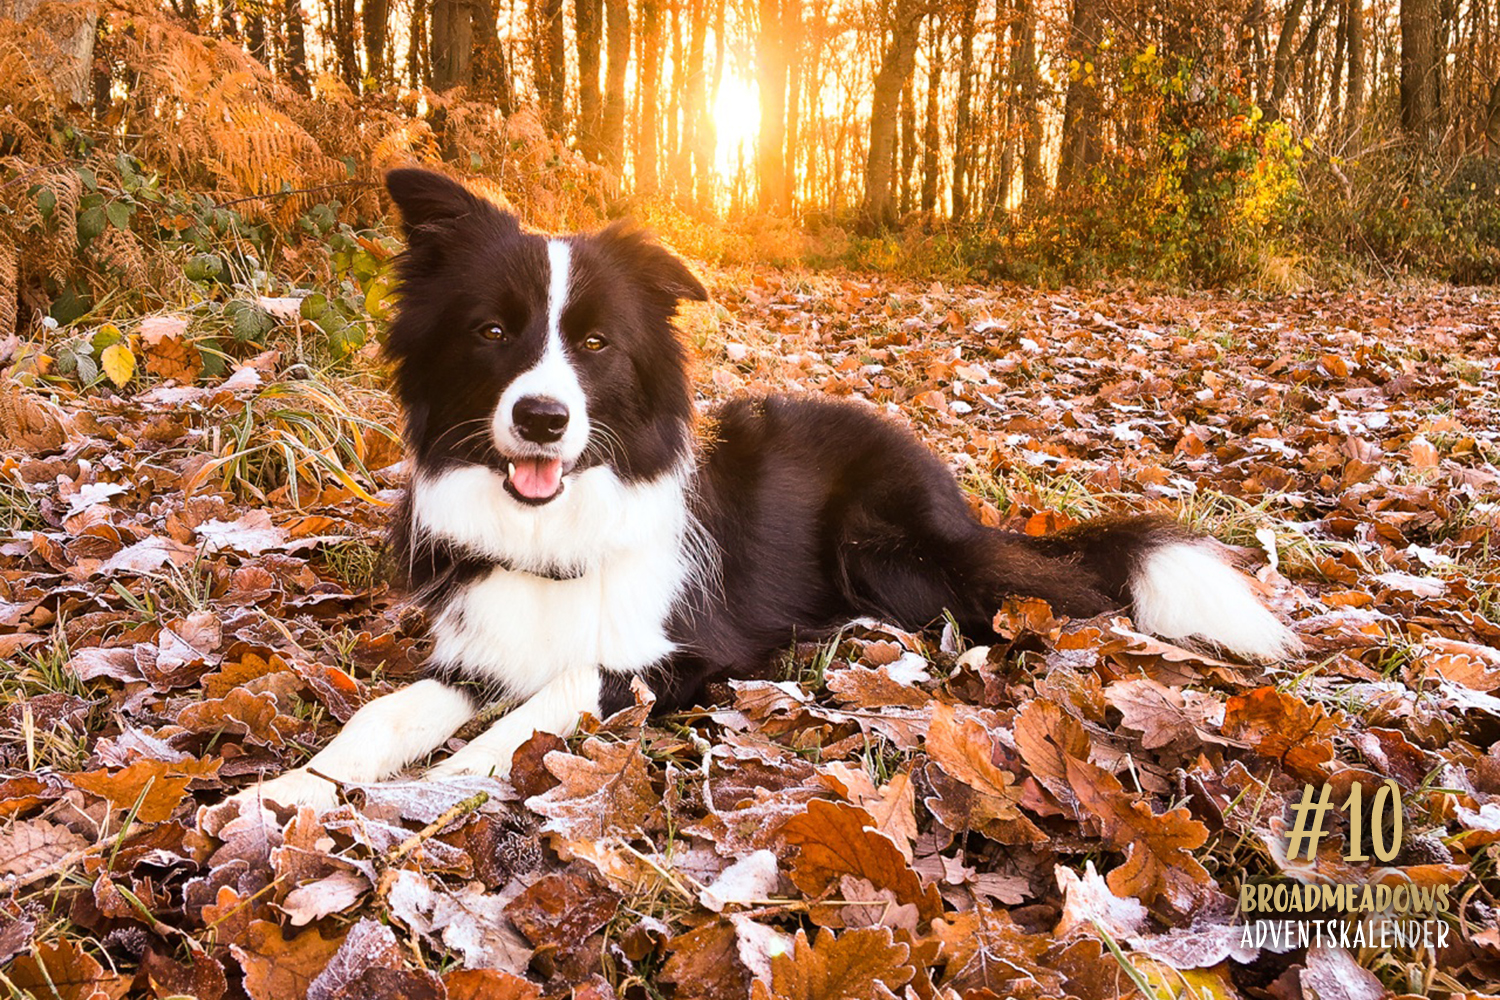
[978,516,1302,663]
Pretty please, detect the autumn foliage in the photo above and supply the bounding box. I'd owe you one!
[2,271,1499,997]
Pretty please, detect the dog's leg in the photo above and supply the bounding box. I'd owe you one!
[425,666,600,780]
[236,678,477,810]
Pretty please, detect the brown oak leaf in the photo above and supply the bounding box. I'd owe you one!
[661,920,757,1000]
[66,757,218,823]
[781,799,942,920]
[6,937,129,1000]
[1066,754,1212,913]
[444,969,544,1000]
[525,738,657,850]
[750,927,915,1000]
[930,908,1060,997]
[925,702,1022,830]
[229,920,345,1000]
[1105,678,1232,752]
[1223,686,1342,780]
[1012,697,1091,808]
[0,816,89,876]
[505,870,620,978]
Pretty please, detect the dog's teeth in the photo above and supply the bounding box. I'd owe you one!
[506,461,515,477]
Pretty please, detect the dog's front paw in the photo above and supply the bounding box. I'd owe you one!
[424,746,512,782]
[229,768,342,813]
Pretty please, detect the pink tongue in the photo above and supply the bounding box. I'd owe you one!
[510,457,564,499]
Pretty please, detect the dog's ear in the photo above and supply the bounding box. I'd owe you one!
[597,222,708,304]
[385,168,516,236]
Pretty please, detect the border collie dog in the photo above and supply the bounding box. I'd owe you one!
[243,168,1301,810]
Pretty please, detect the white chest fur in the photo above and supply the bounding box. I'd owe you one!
[411,463,696,698]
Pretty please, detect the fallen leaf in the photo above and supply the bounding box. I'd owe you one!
[0,816,89,875]
[526,738,657,850]
[230,920,346,1000]
[781,799,942,920]
[750,927,914,1000]
[1223,686,1342,780]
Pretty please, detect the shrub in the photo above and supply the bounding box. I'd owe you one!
[994,46,1302,285]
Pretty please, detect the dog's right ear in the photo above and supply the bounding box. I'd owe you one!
[384,168,517,236]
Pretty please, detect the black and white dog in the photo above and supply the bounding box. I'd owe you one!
[242,168,1300,810]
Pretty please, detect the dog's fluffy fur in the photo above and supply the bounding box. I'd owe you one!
[240,169,1301,810]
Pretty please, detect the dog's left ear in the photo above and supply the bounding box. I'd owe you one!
[597,222,708,304]
[385,167,518,236]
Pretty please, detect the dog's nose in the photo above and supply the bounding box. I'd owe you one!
[513,396,569,444]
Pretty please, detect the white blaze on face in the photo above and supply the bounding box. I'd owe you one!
[492,239,591,476]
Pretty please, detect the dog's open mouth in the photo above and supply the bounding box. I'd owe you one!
[504,457,567,505]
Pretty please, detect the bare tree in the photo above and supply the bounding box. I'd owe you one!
[636,0,663,194]
[602,0,630,168]
[920,16,941,214]
[862,0,926,228]
[364,0,390,85]
[432,0,473,89]
[1400,0,1442,138]
[951,0,979,222]
[578,0,603,158]
[756,0,790,211]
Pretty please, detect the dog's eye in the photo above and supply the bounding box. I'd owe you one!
[479,323,510,343]
[582,334,608,352]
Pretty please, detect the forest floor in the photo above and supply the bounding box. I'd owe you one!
[2,272,1500,999]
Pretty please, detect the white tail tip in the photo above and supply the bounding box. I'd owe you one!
[1130,542,1302,662]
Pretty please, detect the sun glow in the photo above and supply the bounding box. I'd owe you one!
[713,75,761,179]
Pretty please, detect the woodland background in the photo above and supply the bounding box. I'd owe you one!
[3,0,1500,997]
[2,0,1500,307]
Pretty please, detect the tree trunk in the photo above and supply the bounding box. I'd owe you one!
[363,0,390,85]
[1268,0,1309,118]
[801,0,826,207]
[782,2,804,211]
[333,0,361,90]
[282,0,309,90]
[920,17,941,214]
[1,0,97,103]
[684,0,711,208]
[667,0,685,199]
[1400,0,1441,138]
[1056,0,1105,191]
[899,74,916,213]
[577,0,603,158]
[1016,0,1043,206]
[601,0,630,169]
[861,0,926,229]
[407,0,428,85]
[472,0,514,108]
[246,12,267,62]
[1484,78,1500,154]
[950,0,978,222]
[432,0,474,89]
[636,0,662,195]
[699,0,725,208]
[755,0,789,211]
[544,0,566,129]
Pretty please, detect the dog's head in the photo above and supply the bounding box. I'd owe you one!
[383,168,707,505]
